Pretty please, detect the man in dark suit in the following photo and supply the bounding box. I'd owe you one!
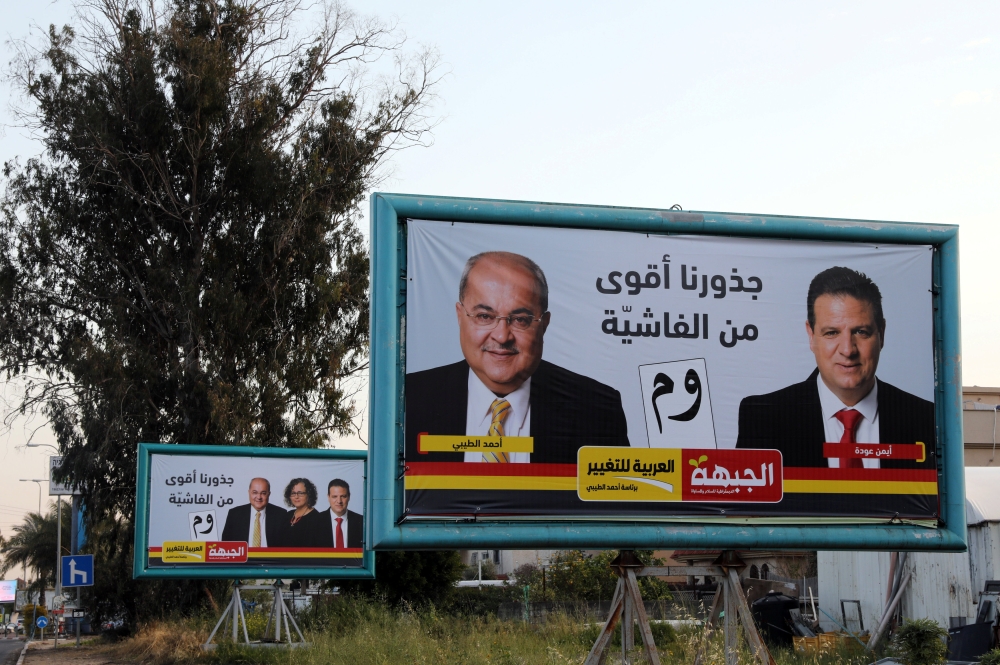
[406,251,629,464]
[220,477,287,545]
[736,266,934,469]
[316,479,363,548]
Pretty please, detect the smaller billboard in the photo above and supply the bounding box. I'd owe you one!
[0,580,17,603]
[134,444,373,579]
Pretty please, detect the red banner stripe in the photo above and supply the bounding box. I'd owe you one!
[406,462,577,477]
[147,547,362,554]
[783,468,937,481]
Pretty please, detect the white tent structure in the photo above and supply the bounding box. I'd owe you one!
[817,467,1000,632]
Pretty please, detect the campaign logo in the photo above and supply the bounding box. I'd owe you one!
[188,510,219,540]
[638,358,717,449]
[205,541,248,563]
[681,449,783,502]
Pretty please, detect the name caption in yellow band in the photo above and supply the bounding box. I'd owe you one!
[419,435,534,453]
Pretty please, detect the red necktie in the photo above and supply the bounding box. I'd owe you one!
[834,409,864,469]
[335,517,344,549]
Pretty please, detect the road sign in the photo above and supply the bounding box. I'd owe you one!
[61,555,94,588]
[71,610,85,618]
[49,456,82,495]
[35,616,48,629]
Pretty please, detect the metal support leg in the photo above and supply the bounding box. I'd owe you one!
[724,576,738,665]
[205,585,242,649]
[622,588,633,664]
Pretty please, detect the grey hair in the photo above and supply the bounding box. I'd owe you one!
[458,251,549,313]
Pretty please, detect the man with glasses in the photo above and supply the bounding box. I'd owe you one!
[405,251,629,464]
[220,477,286,546]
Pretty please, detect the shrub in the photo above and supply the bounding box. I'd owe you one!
[892,618,948,665]
[980,648,1000,665]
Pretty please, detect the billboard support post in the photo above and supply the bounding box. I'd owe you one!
[203,582,307,650]
[582,552,776,665]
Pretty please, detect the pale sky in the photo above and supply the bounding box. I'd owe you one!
[0,1,997,537]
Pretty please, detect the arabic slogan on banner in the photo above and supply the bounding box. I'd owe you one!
[402,220,938,522]
[145,453,365,569]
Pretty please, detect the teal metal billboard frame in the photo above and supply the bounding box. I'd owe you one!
[369,193,965,552]
[133,443,374,579]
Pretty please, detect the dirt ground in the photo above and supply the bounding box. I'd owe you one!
[21,642,118,665]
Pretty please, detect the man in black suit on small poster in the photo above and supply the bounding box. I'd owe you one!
[736,266,934,469]
[220,477,287,545]
[315,479,363,548]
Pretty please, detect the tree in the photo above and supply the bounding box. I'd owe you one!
[0,501,71,608]
[545,550,672,602]
[339,551,464,607]
[1,0,438,624]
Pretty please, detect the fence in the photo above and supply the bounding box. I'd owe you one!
[498,594,714,624]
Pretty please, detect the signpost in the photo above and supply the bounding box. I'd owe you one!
[61,556,93,588]
[35,614,47,642]
[62,554,94,647]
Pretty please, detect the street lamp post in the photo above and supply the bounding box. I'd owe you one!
[19,479,45,515]
[27,444,63,612]
[18,479,47,616]
[25,443,62,645]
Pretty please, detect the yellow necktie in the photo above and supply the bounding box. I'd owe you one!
[483,398,511,463]
[252,511,261,547]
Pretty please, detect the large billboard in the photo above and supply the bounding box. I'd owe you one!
[133,444,373,579]
[369,194,965,552]
[0,580,16,603]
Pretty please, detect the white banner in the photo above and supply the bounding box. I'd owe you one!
[406,220,933,451]
[148,454,364,546]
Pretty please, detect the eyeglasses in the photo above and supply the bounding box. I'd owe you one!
[290,491,308,497]
[460,304,544,331]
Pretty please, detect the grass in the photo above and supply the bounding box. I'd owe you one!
[106,598,885,665]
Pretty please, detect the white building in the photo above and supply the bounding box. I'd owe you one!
[818,466,1000,632]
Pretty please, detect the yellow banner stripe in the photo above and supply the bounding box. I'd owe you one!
[405,475,577,491]
[149,552,362,560]
[783,479,938,495]
[405,476,938,495]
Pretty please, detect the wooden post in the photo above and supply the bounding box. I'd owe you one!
[622,586,633,662]
[584,551,660,665]
[724,575,737,665]
[584,577,625,665]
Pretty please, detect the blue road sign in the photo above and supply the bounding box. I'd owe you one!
[61,555,94,588]
[35,616,48,629]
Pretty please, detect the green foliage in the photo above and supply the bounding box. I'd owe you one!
[441,584,524,617]
[544,550,673,602]
[891,617,949,665]
[980,647,1000,665]
[0,0,436,628]
[336,550,464,607]
[0,500,70,605]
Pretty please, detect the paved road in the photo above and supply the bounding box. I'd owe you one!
[0,638,24,665]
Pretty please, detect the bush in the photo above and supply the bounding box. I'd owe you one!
[980,648,1000,665]
[892,618,948,665]
[546,550,673,602]
[441,585,523,616]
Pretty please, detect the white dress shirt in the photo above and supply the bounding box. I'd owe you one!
[817,374,880,469]
[248,507,268,547]
[330,510,348,547]
[464,369,532,463]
